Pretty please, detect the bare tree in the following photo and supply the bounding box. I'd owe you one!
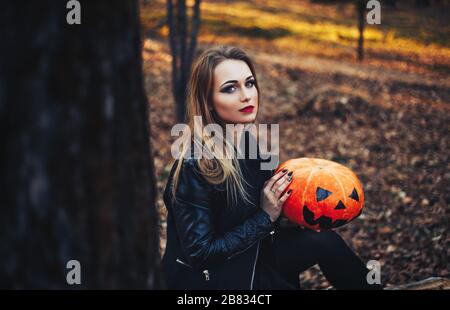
[0,0,161,289]
[167,0,202,123]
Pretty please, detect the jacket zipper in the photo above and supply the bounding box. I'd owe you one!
[176,258,210,281]
[176,258,193,268]
[226,241,258,260]
[227,228,275,260]
[250,228,276,290]
[203,270,210,281]
[250,240,260,290]
[177,228,276,283]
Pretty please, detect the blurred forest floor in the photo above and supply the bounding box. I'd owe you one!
[140,0,449,288]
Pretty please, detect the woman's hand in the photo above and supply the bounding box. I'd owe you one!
[260,169,293,223]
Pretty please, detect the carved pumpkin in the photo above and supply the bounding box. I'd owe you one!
[276,158,364,230]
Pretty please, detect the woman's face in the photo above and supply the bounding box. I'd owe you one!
[211,59,258,125]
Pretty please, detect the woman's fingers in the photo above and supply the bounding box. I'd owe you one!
[271,172,292,197]
[278,189,292,206]
[265,169,287,192]
[276,174,292,198]
[271,173,289,196]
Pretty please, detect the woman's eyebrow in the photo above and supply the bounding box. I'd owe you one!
[220,75,254,88]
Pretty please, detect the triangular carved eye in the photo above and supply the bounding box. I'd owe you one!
[316,187,332,202]
[335,200,346,210]
[349,188,359,201]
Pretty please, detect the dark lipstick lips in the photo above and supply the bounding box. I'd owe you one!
[239,105,254,112]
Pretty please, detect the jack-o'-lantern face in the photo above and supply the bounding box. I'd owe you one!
[276,158,364,230]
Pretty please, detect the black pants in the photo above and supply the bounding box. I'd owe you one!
[254,226,382,290]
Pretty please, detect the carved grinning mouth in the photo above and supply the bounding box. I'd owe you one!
[302,186,362,229]
[302,205,363,229]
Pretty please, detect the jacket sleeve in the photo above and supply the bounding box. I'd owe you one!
[170,159,275,269]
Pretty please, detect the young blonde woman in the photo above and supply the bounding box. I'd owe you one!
[161,45,381,290]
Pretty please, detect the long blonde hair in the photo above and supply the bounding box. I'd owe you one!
[170,45,262,207]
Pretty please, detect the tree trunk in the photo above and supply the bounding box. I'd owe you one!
[385,0,397,8]
[0,0,160,289]
[415,0,430,7]
[357,0,366,61]
[167,0,201,123]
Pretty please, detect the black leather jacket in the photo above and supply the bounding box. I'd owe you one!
[161,148,278,289]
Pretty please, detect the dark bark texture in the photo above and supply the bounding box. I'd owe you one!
[0,0,160,289]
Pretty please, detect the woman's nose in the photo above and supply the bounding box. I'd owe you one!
[240,87,252,102]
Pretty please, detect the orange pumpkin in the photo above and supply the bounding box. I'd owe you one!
[276,158,364,230]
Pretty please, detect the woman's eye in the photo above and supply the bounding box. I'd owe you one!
[246,80,255,87]
[222,80,254,93]
[223,86,236,93]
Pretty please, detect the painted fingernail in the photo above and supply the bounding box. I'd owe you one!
[287,171,293,176]
[287,189,292,194]
[282,169,288,173]
[288,176,292,182]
